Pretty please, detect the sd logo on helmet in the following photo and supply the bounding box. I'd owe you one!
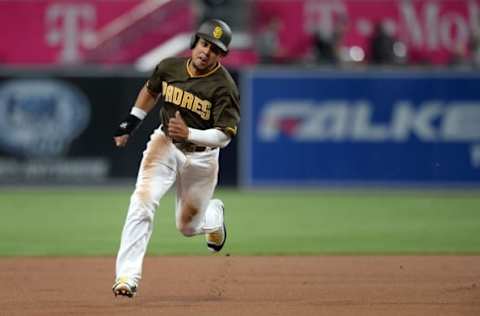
[190,19,232,54]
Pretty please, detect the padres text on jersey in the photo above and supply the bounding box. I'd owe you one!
[147,57,240,137]
[161,81,211,120]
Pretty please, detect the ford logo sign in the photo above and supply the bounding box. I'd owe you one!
[0,79,90,157]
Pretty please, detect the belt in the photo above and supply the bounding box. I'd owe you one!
[174,142,216,153]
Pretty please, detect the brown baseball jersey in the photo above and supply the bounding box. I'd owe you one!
[146,56,240,138]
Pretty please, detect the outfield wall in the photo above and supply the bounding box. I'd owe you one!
[1,68,479,187]
[240,69,480,187]
[0,69,239,186]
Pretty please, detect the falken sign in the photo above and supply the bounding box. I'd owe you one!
[259,101,480,144]
[241,70,480,186]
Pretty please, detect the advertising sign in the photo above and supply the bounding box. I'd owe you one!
[0,70,240,185]
[241,70,480,186]
[0,0,193,65]
[0,74,145,183]
[255,0,480,64]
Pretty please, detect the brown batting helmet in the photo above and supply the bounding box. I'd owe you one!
[190,19,232,54]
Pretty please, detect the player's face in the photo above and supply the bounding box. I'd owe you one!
[191,38,224,74]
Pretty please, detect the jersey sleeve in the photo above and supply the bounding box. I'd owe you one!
[212,85,240,137]
[146,63,163,95]
[147,57,179,95]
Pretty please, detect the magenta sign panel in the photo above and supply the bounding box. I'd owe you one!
[0,0,193,65]
[255,0,480,64]
[0,1,140,64]
[1,0,479,66]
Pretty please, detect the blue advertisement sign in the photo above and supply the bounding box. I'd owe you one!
[241,70,480,187]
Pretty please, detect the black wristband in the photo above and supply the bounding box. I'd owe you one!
[114,114,142,137]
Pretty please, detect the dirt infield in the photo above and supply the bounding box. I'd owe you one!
[1,256,479,316]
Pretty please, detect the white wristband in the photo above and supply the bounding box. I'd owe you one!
[130,107,147,120]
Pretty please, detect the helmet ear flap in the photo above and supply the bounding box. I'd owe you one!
[190,35,198,49]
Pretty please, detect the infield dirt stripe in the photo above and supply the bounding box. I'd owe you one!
[0,256,479,316]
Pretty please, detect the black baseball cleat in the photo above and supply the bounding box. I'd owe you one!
[112,278,137,298]
[206,206,226,252]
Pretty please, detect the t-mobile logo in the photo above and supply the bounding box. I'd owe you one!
[45,3,96,64]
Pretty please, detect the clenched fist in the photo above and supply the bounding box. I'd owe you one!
[168,111,189,141]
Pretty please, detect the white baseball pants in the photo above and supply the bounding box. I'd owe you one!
[115,127,224,285]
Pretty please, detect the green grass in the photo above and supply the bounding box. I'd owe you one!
[0,188,479,256]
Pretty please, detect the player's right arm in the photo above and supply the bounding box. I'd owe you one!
[113,83,159,147]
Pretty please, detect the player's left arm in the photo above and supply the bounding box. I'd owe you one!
[168,85,240,148]
[210,85,240,140]
[168,111,231,148]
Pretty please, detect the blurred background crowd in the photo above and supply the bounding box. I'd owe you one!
[1,0,480,70]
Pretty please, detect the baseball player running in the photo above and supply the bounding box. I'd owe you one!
[111,19,240,298]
